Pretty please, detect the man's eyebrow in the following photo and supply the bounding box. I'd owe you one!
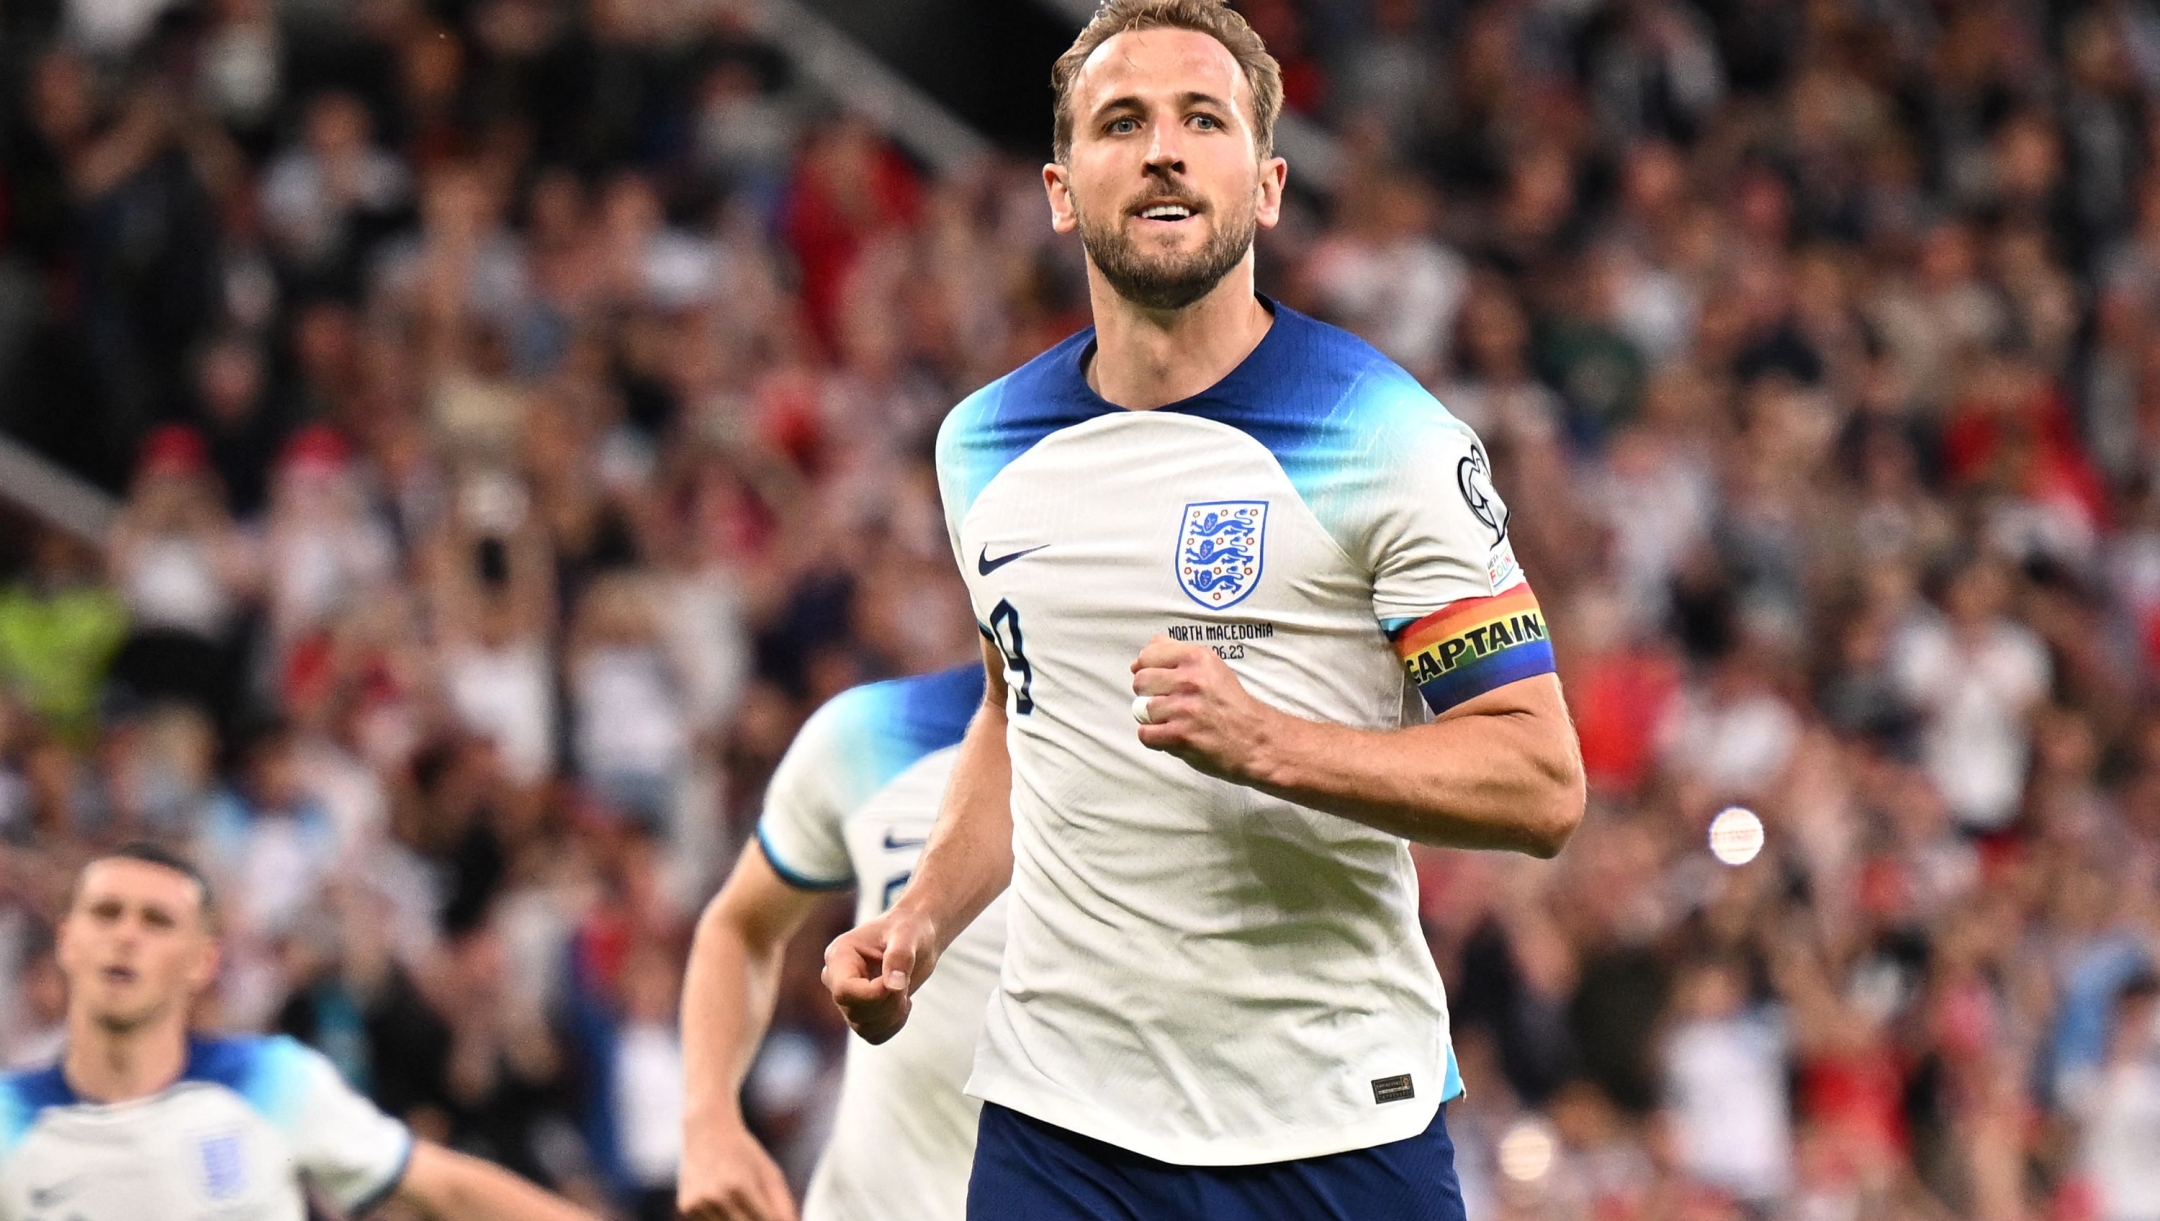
[1089,91,1239,121]
[1092,94,1146,121]
[1176,91,1235,113]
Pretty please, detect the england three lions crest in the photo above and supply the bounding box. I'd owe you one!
[197,1130,247,1201]
[1177,501,1268,609]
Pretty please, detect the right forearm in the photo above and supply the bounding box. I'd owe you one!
[893,702,1014,955]
[680,904,784,1130]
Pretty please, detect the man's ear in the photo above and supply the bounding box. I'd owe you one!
[1044,162,1079,235]
[187,935,222,996]
[54,912,77,972]
[1255,155,1288,231]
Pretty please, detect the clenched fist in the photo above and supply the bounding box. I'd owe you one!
[1130,635,1280,782]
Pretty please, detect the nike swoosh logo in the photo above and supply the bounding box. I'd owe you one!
[977,544,1047,575]
[30,1175,92,1207]
[883,831,928,850]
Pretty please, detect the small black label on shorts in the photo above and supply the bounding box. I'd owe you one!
[1371,1074,1415,1104]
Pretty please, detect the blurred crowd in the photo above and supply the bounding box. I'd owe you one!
[6,0,2160,1218]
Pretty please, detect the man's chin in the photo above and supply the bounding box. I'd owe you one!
[1082,216,1254,313]
[1106,276,1224,311]
[87,999,158,1034]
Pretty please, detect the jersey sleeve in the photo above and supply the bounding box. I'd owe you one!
[754,697,859,890]
[934,391,983,584]
[263,1039,414,1214]
[1366,416,1555,715]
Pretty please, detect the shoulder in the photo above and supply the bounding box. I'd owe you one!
[758,665,981,886]
[938,329,1096,443]
[0,1064,73,1153]
[1186,307,1480,552]
[937,329,1103,517]
[795,664,983,780]
[1283,307,1461,436]
[1190,306,1468,467]
[183,1035,329,1127]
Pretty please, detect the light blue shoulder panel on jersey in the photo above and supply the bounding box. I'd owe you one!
[936,326,1111,527]
[0,1063,72,1157]
[755,663,987,890]
[184,1034,313,1130]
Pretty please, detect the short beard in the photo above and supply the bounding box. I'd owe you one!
[1077,195,1257,312]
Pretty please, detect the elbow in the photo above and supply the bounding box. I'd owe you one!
[1520,752,1586,860]
[692,895,772,966]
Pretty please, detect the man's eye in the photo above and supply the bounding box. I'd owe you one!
[1193,115,1220,130]
[1109,118,1138,134]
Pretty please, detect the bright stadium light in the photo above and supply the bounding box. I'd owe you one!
[1708,806,1765,867]
[1496,1119,1556,1184]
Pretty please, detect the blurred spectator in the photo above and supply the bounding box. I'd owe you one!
[1301,170,1467,381]
[1661,955,1792,1207]
[568,574,689,827]
[0,530,127,738]
[431,473,557,788]
[610,944,687,1221]
[2074,973,2160,1221]
[262,91,411,290]
[105,424,254,726]
[1890,557,2052,835]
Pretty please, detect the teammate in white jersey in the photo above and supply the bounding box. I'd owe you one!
[680,666,1003,1221]
[0,843,597,1221]
[822,2,1586,1217]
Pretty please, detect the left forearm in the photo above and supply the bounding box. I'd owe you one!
[1133,641,1585,857]
[397,1141,598,1221]
[1238,697,1583,855]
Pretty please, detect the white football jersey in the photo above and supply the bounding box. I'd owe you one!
[0,1035,412,1221]
[755,665,1006,1221]
[936,300,1553,1166]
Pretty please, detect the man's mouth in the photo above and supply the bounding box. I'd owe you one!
[101,966,137,985]
[1133,201,1199,223]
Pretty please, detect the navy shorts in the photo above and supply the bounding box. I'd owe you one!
[966,1102,1468,1221]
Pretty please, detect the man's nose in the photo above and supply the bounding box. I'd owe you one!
[1145,123,1185,176]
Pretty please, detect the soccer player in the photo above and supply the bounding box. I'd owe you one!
[679,665,1002,1221]
[822,1,1587,1218]
[0,843,597,1221]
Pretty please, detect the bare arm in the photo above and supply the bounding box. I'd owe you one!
[1132,638,1584,858]
[822,637,1012,1044]
[677,845,825,1221]
[392,1140,597,1221]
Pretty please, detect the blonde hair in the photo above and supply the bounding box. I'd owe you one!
[1050,0,1283,163]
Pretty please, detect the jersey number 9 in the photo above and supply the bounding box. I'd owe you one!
[987,599,1035,715]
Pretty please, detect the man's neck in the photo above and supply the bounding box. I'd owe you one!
[62,1014,189,1104]
[1084,263,1274,411]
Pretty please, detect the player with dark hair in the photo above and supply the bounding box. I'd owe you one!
[821,1,1586,1218]
[0,843,599,1221]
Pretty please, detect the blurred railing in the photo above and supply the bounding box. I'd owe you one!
[0,432,116,542]
[751,0,998,176]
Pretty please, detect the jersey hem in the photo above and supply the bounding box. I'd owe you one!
[345,1129,415,1217]
[962,1075,1447,1167]
[755,823,853,892]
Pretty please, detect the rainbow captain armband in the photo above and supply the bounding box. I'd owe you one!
[1392,584,1555,713]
